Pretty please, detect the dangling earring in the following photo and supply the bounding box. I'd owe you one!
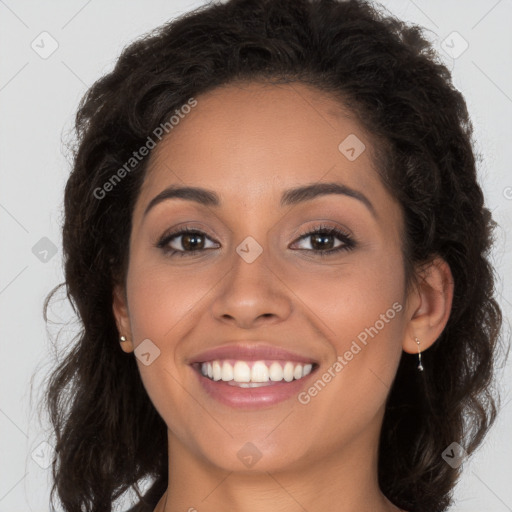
[415,337,424,371]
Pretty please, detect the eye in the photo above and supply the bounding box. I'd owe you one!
[290,224,356,256]
[155,223,356,258]
[156,227,219,257]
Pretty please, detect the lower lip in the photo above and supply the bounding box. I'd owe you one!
[192,366,317,409]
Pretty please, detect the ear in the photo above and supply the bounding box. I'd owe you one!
[112,283,134,353]
[403,256,454,354]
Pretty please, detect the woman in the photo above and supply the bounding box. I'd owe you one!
[43,0,504,511]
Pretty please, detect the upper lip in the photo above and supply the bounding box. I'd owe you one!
[187,342,318,365]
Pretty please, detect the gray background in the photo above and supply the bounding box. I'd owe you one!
[0,0,511,510]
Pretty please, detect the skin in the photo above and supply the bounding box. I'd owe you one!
[113,82,454,512]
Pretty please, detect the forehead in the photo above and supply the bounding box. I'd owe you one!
[134,81,392,219]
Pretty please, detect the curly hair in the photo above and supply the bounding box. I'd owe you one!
[42,0,504,511]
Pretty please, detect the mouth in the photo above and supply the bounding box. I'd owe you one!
[192,359,316,387]
[189,344,319,409]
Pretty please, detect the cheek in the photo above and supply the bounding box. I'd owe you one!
[279,246,405,342]
[282,250,406,402]
[124,260,209,439]
[125,258,218,341]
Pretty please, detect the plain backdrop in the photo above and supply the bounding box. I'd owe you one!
[1,0,511,510]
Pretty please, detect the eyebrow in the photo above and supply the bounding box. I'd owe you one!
[143,182,376,218]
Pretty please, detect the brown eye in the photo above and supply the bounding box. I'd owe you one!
[309,232,338,251]
[179,232,206,251]
[157,228,219,256]
[291,225,356,256]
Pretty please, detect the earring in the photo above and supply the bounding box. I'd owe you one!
[415,337,424,371]
[120,336,127,342]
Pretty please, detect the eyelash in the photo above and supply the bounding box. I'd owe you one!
[156,223,356,258]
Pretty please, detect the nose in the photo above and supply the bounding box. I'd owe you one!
[210,245,292,329]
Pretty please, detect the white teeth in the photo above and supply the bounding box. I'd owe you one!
[199,359,314,384]
[283,362,294,382]
[251,361,269,382]
[227,381,271,388]
[221,361,234,381]
[233,361,251,382]
[212,361,222,381]
[269,362,284,381]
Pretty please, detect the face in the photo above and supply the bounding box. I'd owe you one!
[114,81,412,474]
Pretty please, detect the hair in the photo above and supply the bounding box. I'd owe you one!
[41,0,505,511]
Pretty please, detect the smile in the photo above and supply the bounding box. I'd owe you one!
[188,343,319,408]
[199,359,314,386]
[191,359,318,409]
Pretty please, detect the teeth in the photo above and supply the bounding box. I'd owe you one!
[233,361,251,382]
[269,362,283,381]
[283,362,294,382]
[227,381,271,388]
[221,361,234,381]
[212,361,222,381]
[200,360,314,383]
[251,361,269,382]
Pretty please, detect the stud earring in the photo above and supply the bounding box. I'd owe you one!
[415,337,424,371]
[120,336,127,342]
